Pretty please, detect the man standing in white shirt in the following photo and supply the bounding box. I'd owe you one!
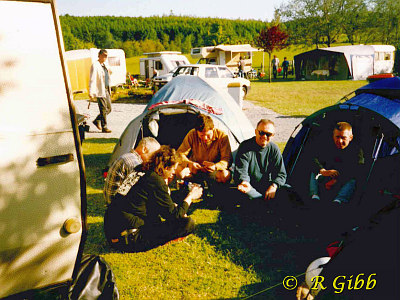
[89,49,112,133]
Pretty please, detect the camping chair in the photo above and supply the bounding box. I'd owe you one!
[129,75,139,89]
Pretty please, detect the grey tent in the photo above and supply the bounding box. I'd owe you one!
[107,76,254,167]
[294,45,395,81]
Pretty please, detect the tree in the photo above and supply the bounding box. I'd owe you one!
[372,0,400,44]
[339,0,370,44]
[254,24,289,82]
[277,0,343,48]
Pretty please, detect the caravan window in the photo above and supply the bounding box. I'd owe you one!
[108,57,120,66]
[375,52,392,61]
[192,48,201,54]
[384,52,392,60]
[155,61,163,70]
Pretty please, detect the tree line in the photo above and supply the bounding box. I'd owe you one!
[278,0,400,49]
[60,0,399,58]
[60,15,265,57]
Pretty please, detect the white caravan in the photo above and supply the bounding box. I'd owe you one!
[191,44,260,74]
[139,51,190,79]
[0,0,86,298]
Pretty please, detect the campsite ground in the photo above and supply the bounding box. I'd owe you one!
[74,99,302,144]
[75,80,369,299]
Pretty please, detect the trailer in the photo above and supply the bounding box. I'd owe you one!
[65,48,126,93]
[139,51,190,79]
[0,0,86,297]
[191,44,260,74]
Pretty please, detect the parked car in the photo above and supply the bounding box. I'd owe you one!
[153,64,251,97]
[152,67,177,91]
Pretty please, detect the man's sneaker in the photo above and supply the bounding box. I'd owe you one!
[102,128,112,133]
[333,199,342,204]
[92,120,101,131]
[311,194,320,201]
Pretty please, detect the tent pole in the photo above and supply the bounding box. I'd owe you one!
[288,126,311,178]
[357,132,384,206]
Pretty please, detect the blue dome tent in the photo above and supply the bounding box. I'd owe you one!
[107,76,254,167]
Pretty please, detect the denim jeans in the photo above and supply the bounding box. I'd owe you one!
[309,172,356,203]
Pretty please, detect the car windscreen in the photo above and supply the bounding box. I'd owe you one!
[218,67,234,78]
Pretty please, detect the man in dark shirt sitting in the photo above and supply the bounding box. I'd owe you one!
[234,119,287,202]
[309,121,364,204]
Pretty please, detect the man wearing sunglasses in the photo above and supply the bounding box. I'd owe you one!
[234,119,287,202]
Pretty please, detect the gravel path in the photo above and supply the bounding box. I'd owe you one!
[75,99,304,143]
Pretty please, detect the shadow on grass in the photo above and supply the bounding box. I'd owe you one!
[87,192,107,218]
[84,221,112,255]
[190,200,323,299]
[84,153,111,190]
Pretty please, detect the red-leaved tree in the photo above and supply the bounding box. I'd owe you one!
[255,24,289,82]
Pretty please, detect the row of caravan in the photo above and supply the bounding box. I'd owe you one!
[64,44,397,94]
[140,44,260,80]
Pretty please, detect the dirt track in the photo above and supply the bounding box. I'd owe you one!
[74,99,304,143]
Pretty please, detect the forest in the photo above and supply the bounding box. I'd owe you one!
[59,0,400,57]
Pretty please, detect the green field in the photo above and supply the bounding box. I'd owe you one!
[246,80,367,116]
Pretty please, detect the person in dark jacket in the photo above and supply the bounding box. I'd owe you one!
[104,146,202,252]
[234,119,287,202]
[309,122,364,204]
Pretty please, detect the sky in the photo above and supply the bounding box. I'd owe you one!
[56,0,286,22]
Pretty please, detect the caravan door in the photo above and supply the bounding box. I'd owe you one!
[351,55,373,80]
[0,0,86,298]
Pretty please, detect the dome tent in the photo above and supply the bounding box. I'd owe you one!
[107,76,254,168]
[283,77,400,209]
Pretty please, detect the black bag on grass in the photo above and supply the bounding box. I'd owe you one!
[68,254,119,300]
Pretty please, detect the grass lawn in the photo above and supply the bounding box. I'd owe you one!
[246,80,367,117]
[82,138,319,299]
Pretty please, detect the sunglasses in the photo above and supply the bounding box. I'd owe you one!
[258,130,274,137]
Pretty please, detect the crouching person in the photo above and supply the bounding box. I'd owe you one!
[233,119,287,213]
[104,146,203,252]
[309,122,364,205]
